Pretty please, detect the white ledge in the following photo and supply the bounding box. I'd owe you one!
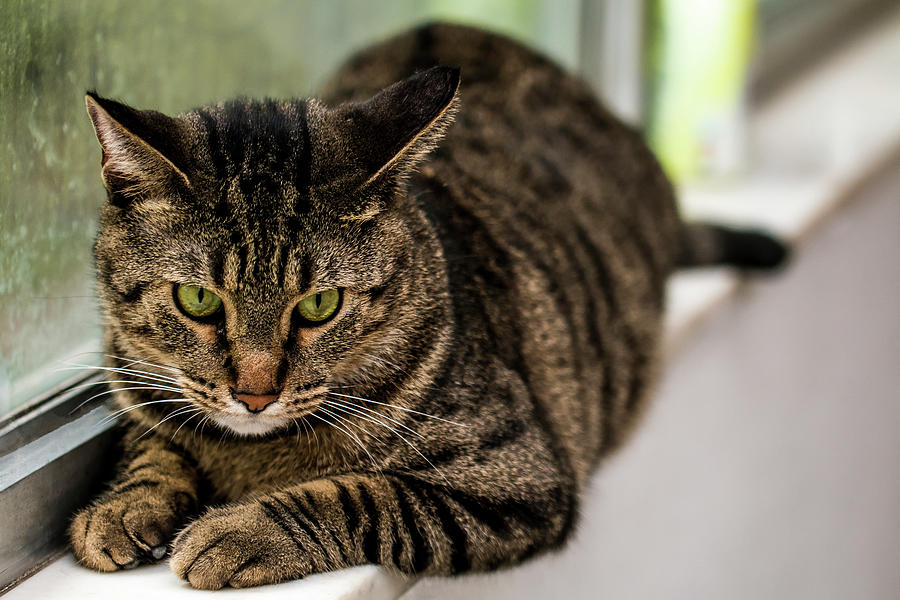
[5,554,409,600]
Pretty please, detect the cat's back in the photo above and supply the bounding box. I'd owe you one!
[323,22,681,275]
[324,23,682,468]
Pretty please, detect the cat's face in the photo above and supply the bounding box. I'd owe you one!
[87,68,459,436]
[96,172,401,436]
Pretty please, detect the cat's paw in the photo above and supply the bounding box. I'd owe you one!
[70,487,195,571]
[170,502,312,589]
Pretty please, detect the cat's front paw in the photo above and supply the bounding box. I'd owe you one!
[70,486,195,571]
[170,502,313,589]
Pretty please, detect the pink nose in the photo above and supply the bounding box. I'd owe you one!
[235,393,279,413]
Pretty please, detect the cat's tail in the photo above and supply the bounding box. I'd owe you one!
[676,222,789,270]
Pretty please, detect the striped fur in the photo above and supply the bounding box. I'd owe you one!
[70,24,781,589]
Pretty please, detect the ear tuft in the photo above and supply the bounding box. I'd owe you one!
[84,93,191,202]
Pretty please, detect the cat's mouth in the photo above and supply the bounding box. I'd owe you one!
[180,378,327,437]
[210,410,294,436]
[209,395,324,436]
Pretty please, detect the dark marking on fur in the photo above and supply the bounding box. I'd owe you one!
[113,479,162,495]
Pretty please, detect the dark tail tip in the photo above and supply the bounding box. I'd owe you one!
[678,223,790,270]
[720,228,790,269]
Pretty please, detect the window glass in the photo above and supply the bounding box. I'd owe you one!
[0,0,581,417]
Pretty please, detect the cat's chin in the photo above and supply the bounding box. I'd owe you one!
[210,414,288,437]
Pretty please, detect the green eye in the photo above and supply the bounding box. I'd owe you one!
[175,284,223,319]
[296,289,341,324]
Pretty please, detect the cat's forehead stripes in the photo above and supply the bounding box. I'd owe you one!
[199,99,302,173]
[190,99,318,297]
[192,98,313,214]
[211,236,312,297]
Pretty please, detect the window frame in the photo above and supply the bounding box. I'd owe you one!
[0,372,120,592]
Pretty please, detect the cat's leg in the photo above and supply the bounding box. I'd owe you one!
[170,470,575,589]
[70,433,200,571]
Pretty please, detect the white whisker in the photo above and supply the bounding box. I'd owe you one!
[293,419,303,445]
[69,378,182,413]
[105,354,181,374]
[170,409,205,442]
[58,363,179,384]
[106,400,190,419]
[81,384,184,406]
[324,401,448,485]
[197,414,212,439]
[136,406,202,440]
[301,415,320,451]
[71,377,181,396]
[309,411,381,475]
[319,405,379,442]
[328,392,467,427]
[323,400,416,439]
[325,396,425,439]
[99,398,194,425]
[73,384,188,416]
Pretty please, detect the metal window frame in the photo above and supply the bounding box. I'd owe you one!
[0,373,120,592]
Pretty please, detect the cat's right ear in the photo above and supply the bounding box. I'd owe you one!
[84,92,191,203]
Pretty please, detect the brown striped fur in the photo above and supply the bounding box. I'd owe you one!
[69,24,785,588]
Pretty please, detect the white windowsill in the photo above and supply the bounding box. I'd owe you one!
[7,8,900,599]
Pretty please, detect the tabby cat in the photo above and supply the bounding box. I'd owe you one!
[69,23,785,589]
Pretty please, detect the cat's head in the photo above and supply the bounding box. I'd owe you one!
[86,67,459,436]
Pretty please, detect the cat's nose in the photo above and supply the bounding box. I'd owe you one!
[234,350,281,397]
[235,392,279,413]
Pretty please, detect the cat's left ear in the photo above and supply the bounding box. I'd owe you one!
[315,66,460,197]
